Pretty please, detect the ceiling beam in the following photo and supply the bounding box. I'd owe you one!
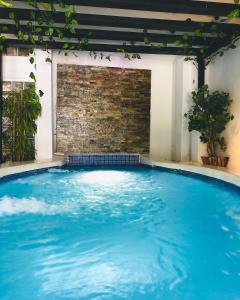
[204,36,234,57]
[1,24,217,46]
[1,8,239,35]
[13,0,240,18]
[5,38,200,56]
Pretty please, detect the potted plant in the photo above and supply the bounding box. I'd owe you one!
[3,84,41,162]
[185,85,234,167]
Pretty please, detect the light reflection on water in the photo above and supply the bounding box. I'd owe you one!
[0,166,239,300]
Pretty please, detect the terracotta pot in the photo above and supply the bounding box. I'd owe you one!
[201,156,229,167]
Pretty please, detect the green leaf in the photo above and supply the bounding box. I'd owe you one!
[0,0,12,7]
[194,29,203,37]
[29,72,36,81]
[17,30,24,39]
[8,12,15,20]
[65,10,72,18]
[45,57,52,63]
[29,57,34,64]
[71,19,78,25]
[144,36,150,45]
[228,8,239,19]
[57,30,64,39]
[182,33,189,41]
[34,27,43,33]
[70,27,76,34]
[174,40,181,46]
[39,90,44,97]
[42,2,50,10]
[62,43,69,49]
[45,27,54,36]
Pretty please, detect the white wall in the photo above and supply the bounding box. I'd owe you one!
[3,50,197,162]
[172,57,197,162]
[5,48,240,167]
[2,52,53,161]
[3,56,34,82]
[35,50,53,161]
[206,44,240,172]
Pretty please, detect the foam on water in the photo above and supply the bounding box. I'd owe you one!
[47,168,70,173]
[76,170,131,185]
[0,196,76,216]
[0,196,50,216]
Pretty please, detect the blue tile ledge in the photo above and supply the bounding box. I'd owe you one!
[67,153,140,166]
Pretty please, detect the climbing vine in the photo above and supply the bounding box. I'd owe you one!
[0,0,239,83]
[0,0,131,96]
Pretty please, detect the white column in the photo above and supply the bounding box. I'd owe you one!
[172,57,197,162]
[149,58,175,161]
[181,59,198,161]
[35,50,53,161]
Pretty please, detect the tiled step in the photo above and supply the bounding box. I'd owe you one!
[66,153,140,166]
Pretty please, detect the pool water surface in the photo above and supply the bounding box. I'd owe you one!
[0,166,240,300]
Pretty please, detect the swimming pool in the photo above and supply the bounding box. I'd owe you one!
[0,166,240,300]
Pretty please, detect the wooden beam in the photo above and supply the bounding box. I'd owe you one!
[197,55,205,88]
[1,24,216,47]
[5,39,200,56]
[204,36,234,57]
[13,0,240,18]
[1,8,239,35]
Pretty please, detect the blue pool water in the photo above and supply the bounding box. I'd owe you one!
[0,166,240,300]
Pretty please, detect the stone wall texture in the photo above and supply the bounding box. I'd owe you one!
[56,65,151,154]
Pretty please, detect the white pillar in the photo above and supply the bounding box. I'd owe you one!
[35,50,53,161]
[149,58,174,161]
[172,57,197,162]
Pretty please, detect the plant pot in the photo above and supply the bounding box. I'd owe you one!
[201,156,229,167]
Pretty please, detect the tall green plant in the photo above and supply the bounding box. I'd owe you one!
[3,84,41,162]
[185,85,234,157]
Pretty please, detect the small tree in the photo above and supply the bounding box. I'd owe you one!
[3,84,41,162]
[185,85,234,157]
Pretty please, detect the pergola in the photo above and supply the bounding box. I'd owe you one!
[0,0,239,162]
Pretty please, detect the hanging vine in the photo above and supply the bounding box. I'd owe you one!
[0,0,239,82]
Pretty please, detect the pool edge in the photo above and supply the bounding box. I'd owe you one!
[0,157,240,188]
[0,160,64,180]
[140,156,240,188]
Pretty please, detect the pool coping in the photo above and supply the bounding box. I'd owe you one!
[0,160,64,180]
[0,157,240,188]
[140,156,240,188]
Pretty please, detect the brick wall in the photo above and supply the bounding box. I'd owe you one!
[56,65,151,154]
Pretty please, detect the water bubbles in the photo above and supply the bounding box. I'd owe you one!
[0,196,76,216]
